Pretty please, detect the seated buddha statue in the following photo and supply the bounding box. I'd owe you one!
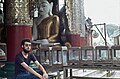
[32,0,59,45]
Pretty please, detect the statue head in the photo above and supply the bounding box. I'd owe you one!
[38,0,53,16]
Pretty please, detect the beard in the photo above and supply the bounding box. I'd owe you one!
[23,48,30,53]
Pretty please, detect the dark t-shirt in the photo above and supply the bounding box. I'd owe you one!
[15,52,37,76]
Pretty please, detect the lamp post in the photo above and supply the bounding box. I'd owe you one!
[95,23,107,46]
[89,23,107,46]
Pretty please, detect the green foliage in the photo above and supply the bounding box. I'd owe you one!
[106,24,119,37]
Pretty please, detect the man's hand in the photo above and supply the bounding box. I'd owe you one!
[43,73,48,79]
[35,61,48,79]
[38,75,44,79]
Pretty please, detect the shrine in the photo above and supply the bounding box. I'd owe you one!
[0,0,120,79]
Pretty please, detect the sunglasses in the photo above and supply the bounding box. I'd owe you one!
[24,44,31,47]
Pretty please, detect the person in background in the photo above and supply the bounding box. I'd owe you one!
[15,38,48,79]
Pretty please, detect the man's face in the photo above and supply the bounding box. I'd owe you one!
[22,42,31,53]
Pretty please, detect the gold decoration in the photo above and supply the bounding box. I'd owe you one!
[65,0,85,35]
[65,42,72,48]
[6,0,33,25]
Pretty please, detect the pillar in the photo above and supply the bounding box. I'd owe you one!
[65,0,87,47]
[6,0,33,62]
[66,34,87,47]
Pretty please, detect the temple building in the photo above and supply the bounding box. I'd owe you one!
[0,0,120,79]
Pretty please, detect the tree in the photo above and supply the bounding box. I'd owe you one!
[106,24,119,37]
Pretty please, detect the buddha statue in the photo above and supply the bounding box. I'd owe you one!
[32,0,59,45]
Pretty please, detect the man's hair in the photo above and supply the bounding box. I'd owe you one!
[21,38,31,46]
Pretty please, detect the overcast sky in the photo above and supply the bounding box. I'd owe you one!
[84,0,120,25]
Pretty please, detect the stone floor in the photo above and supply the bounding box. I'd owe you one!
[65,69,120,79]
[1,70,120,79]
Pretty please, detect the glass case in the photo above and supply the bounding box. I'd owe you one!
[52,46,62,65]
[94,46,111,66]
[68,47,81,65]
[81,46,94,66]
[111,45,120,66]
[51,46,67,66]
[36,47,51,66]
[95,46,109,61]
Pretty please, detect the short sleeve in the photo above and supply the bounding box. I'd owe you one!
[30,53,37,62]
[15,54,24,64]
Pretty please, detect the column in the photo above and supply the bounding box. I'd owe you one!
[65,0,87,47]
[6,0,33,62]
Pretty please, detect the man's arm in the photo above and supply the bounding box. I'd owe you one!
[21,62,43,79]
[35,60,48,79]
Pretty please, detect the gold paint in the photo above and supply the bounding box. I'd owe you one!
[37,15,59,43]
[6,0,33,25]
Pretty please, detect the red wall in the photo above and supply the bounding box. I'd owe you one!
[7,25,32,62]
[66,34,87,47]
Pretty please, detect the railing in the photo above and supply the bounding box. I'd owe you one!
[32,45,120,70]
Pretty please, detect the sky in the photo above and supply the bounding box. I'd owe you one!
[84,0,120,26]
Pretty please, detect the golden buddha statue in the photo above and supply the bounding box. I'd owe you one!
[32,0,59,44]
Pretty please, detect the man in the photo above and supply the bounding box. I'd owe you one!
[15,38,48,79]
